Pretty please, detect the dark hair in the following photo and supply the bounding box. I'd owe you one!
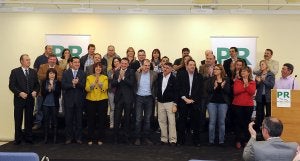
[70,56,80,62]
[283,63,294,74]
[45,45,51,50]
[121,57,129,63]
[214,64,226,79]
[181,55,192,67]
[112,57,121,69]
[151,49,161,62]
[186,59,196,66]
[61,48,71,59]
[93,62,102,73]
[230,47,238,52]
[138,49,145,54]
[88,44,95,50]
[19,54,29,62]
[265,49,273,55]
[161,56,169,61]
[46,68,58,80]
[164,62,173,68]
[263,117,283,137]
[182,48,190,53]
[48,54,56,59]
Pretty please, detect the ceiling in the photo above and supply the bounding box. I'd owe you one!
[1,0,300,14]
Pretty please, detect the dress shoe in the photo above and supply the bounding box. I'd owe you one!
[194,142,201,147]
[170,142,177,147]
[160,141,168,146]
[218,143,226,147]
[76,140,83,144]
[144,138,153,145]
[25,140,34,145]
[13,140,21,145]
[32,124,41,130]
[134,138,141,146]
[207,143,214,146]
[65,140,72,145]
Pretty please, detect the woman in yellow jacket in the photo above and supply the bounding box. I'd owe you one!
[85,62,108,146]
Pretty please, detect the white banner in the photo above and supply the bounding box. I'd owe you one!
[211,36,257,69]
[276,89,291,108]
[45,34,91,58]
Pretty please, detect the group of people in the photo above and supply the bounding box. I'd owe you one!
[9,44,299,153]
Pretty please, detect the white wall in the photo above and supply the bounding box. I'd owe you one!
[1,13,299,140]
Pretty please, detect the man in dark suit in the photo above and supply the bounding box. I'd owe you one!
[80,44,96,72]
[9,54,40,145]
[223,47,247,78]
[129,49,153,72]
[176,59,203,146]
[156,62,178,146]
[62,56,86,144]
[111,57,135,144]
[243,117,298,161]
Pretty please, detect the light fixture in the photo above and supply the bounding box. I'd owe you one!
[12,6,34,12]
[126,7,148,14]
[191,6,213,14]
[72,7,93,13]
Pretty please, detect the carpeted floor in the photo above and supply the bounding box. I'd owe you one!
[0,128,244,161]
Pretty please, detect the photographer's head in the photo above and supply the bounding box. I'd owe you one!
[261,117,283,140]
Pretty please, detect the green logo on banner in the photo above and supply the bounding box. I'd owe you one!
[52,45,82,57]
[217,47,251,65]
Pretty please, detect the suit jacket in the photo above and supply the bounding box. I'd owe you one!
[243,137,298,161]
[176,69,203,103]
[111,68,135,103]
[9,67,40,107]
[223,58,247,78]
[135,70,158,98]
[156,72,178,104]
[62,68,86,107]
[255,71,275,103]
[37,64,63,81]
[41,80,61,107]
[79,54,89,71]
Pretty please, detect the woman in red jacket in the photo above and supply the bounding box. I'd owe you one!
[232,66,256,149]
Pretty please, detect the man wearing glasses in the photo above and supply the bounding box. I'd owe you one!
[243,117,298,161]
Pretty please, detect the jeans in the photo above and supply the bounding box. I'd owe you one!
[207,103,228,144]
[34,96,43,125]
[108,92,115,128]
[135,95,153,138]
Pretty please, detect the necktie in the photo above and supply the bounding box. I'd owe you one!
[73,70,77,78]
[25,69,29,93]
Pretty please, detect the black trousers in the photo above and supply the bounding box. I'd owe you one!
[233,105,253,143]
[86,99,108,141]
[114,100,133,139]
[256,95,271,131]
[14,98,34,142]
[64,103,83,141]
[177,101,201,144]
[43,106,58,129]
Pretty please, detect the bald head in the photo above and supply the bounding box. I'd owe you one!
[205,52,216,66]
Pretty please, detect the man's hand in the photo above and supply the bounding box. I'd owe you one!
[248,121,257,139]
[172,105,177,113]
[31,91,37,97]
[184,98,194,104]
[19,92,28,99]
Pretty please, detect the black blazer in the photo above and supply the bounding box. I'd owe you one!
[79,54,89,71]
[206,77,231,105]
[9,67,40,107]
[111,68,135,104]
[176,70,203,103]
[41,80,61,107]
[156,72,178,104]
[62,69,86,107]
